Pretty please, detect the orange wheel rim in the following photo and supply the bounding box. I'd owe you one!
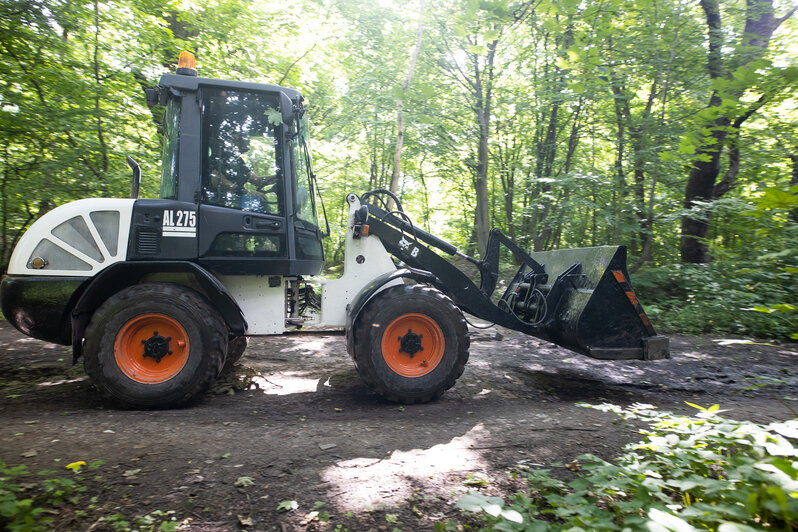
[381,313,445,377]
[114,314,190,384]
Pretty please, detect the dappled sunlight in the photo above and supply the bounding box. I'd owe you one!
[11,337,61,349]
[714,338,757,346]
[275,336,342,357]
[320,424,489,511]
[251,371,329,395]
[681,351,707,359]
[36,377,87,387]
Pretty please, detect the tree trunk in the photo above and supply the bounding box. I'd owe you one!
[790,148,798,223]
[388,1,425,211]
[473,39,498,257]
[681,0,792,263]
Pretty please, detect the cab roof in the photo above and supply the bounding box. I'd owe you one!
[159,74,302,100]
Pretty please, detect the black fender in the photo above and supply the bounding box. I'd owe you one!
[71,261,247,362]
[345,267,442,356]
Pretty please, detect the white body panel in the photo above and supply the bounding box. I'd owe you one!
[217,276,286,335]
[7,199,135,276]
[313,195,400,327]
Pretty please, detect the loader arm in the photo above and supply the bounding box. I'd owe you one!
[358,199,668,361]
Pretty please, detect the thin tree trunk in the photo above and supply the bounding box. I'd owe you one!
[93,0,108,194]
[789,148,798,223]
[388,0,425,211]
[634,6,681,271]
[473,38,498,257]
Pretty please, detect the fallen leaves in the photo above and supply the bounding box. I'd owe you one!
[234,476,255,487]
[276,500,298,512]
[65,461,87,472]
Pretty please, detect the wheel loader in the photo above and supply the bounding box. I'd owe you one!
[0,52,668,408]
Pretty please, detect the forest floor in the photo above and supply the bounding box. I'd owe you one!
[0,320,796,531]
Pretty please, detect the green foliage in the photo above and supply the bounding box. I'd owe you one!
[0,461,85,531]
[276,499,299,512]
[634,255,798,340]
[454,403,798,531]
[0,0,795,347]
[0,459,180,532]
[103,510,180,532]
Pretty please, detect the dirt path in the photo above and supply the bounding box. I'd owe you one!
[0,321,796,531]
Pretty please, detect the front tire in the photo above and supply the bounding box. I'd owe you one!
[222,336,249,371]
[350,284,469,403]
[83,283,227,408]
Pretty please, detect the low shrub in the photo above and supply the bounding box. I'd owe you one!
[453,403,798,531]
[0,462,86,531]
[633,258,797,341]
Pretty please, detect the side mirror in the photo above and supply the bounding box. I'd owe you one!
[127,156,141,199]
[280,92,294,127]
[144,88,159,108]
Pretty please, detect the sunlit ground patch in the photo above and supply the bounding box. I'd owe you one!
[321,424,489,511]
[36,377,87,387]
[252,372,329,395]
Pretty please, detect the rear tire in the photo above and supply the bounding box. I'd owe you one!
[83,283,227,409]
[350,284,469,403]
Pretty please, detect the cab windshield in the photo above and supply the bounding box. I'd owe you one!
[160,98,180,199]
[292,115,319,228]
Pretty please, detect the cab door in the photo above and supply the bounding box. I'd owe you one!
[195,87,289,275]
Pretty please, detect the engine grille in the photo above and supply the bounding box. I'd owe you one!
[136,229,161,256]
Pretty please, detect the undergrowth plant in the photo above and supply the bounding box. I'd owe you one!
[634,258,798,341]
[0,461,90,531]
[0,460,179,532]
[453,403,798,531]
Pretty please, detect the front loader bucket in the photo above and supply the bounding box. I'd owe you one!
[505,246,669,361]
[359,202,667,363]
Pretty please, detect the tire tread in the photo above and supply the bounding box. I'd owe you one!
[83,283,227,409]
[350,284,469,403]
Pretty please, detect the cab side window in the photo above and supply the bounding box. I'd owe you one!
[201,89,284,216]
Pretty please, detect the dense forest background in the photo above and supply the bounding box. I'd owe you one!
[0,0,796,339]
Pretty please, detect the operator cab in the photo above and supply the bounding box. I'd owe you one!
[140,52,325,276]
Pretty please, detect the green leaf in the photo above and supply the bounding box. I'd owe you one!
[465,44,489,56]
[782,66,798,82]
[265,107,283,126]
[647,508,697,531]
[718,523,761,532]
[500,508,523,523]
[276,500,298,512]
[418,84,436,98]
